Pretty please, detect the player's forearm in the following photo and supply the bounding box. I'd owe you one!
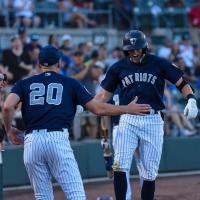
[2,106,14,132]
[181,84,194,99]
[176,78,194,99]
[91,102,128,116]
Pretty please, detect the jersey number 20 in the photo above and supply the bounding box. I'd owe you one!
[30,83,63,105]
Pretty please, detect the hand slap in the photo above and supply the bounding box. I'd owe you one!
[128,96,151,115]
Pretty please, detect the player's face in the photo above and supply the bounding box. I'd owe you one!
[128,49,143,63]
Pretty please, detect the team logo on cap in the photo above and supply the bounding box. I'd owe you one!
[130,38,137,45]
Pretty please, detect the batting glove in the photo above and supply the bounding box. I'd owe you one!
[184,98,198,119]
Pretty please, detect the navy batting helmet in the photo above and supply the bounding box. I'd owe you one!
[122,30,148,55]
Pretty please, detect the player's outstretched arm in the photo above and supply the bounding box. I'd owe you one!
[85,96,151,116]
[176,77,198,119]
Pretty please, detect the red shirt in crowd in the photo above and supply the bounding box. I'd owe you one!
[188,5,200,28]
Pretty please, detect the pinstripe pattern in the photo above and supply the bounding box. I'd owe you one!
[24,129,86,200]
[113,113,164,181]
[112,125,132,200]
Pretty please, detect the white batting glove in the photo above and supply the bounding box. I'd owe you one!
[184,98,198,119]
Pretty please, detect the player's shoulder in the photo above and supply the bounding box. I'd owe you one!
[147,53,171,66]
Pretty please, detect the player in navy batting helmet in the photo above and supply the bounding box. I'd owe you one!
[123,30,148,57]
[95,29,198,200]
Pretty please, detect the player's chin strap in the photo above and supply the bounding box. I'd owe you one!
[176,79,195,94]
[139,53,147,64]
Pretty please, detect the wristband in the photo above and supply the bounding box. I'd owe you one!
[186,94,195,100]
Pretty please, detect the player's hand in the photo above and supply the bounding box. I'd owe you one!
[0,73,8,88]
[7,127,24,145]
[0,80,7,88]
[184,98,198,119]
[128,96,151,115]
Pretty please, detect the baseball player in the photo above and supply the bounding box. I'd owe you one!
[2,45,151,200]
[95,30,198,200]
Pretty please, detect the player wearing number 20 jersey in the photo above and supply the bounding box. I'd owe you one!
[11,71,92,200]
[12,72,91,132]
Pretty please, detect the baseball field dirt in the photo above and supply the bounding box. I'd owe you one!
[4,174,200,200]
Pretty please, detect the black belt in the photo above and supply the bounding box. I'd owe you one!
[25,128,64,135]
[145,110,159,115]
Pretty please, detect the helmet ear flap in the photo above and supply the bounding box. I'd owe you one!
[142,47,148,54]
[123,51,129,56]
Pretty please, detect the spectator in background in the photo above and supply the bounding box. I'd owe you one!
[165,0,185,8]
[0,0,13,27]
[27,48,42,77]
[60,34,72,50]
[13,0,40,27]
[81,60,106,139]
[168,42,181,61]
[17,26,30,45]
[25,34,42,61]
[25,34,42,51]
[157,37,172,59]
[68,50,87,80]
[188,0,200,44]
[58,0,96,28]
[68,50,98,139]
[58,47,71,77]
[179,33,195,76]
[69,50,99,95]
[29,46,40,65]
[98,44,107,63]
[48,34,59,48]
[114,0,138,29]
[105,46,124,68]
[78,42,93,61]
[74,0,96,27]
[2,35,32,84]
[84,49,99,70]
[174,56,197,83]
[59,34,73,68]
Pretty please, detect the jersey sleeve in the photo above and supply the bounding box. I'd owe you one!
[11,80,24,100]
[161,59,184,84]
[100,66,119,93]
[73,80,93,106]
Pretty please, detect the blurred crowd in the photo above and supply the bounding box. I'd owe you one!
[0,0,99,28]
[0,26,199,142]
[0,0,200,31]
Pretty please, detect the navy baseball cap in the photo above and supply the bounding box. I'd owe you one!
[39,45,61,67]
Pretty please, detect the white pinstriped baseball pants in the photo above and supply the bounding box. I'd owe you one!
[23,129,86,200]
[112,125,132,200]
[113,113,164,181]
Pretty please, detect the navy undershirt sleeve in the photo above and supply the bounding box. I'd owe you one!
[161,59,184,84]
